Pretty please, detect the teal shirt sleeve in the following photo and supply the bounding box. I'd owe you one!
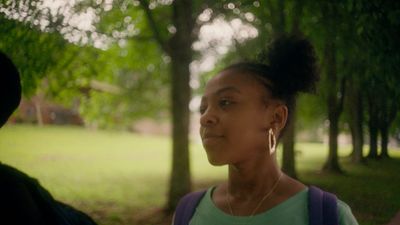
[338,200,359,225]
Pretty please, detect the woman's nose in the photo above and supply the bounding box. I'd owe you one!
[200,108,218,127]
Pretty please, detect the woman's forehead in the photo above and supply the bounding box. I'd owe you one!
[204,70,266,96]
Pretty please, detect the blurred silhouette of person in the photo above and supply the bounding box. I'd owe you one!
[0,51,98,225]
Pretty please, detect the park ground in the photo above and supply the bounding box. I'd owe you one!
[0,124,399,225]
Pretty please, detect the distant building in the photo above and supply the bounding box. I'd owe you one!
[12,96,83,126]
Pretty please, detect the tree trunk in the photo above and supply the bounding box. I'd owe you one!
[291,0,303,35]
[347,77,364,163]
[367,96,379,159]
[34,98,43,126]
[166,0,194,211]
[282,103,297,178]
[276,0,285,35]
[380,125,389,158]
[321,2,343,173]
[281,0,304,179]
[322,49,341,172]
[368,117,379,158]
[378,99,397,159]
[323,104,343,172]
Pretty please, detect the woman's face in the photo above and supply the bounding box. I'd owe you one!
[199,70,283,166]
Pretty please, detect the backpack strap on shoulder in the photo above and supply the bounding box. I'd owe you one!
[173,190,207,225]
[308,186,339,225]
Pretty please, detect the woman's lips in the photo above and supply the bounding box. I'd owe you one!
[202,133,224,142]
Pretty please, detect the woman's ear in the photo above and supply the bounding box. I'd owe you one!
[271,104,288,133]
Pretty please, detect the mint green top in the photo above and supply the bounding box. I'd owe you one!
[189,187,358,225]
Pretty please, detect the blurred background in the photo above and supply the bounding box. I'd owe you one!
[0,0,399,225]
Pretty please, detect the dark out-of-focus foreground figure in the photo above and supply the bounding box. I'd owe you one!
[0,51,98,225]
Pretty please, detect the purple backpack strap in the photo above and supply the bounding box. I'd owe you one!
[173,190,207,225]
[308,186,339,225]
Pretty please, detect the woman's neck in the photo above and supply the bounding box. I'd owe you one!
[227,156,281,200]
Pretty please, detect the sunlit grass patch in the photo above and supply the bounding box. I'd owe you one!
[0,124,399,225]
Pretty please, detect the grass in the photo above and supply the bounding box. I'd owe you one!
[0,124,399,225]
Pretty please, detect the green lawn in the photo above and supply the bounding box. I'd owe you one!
[0,124,399,225]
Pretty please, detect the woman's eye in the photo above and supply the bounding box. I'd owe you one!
[219,99,233,107]
[199,105,207,114]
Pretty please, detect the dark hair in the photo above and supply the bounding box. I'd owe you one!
[0,51,21,127]
[222,35,319,132]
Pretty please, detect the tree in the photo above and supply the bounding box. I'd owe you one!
[317,1,346,173]
[1,0,172,128]
[339,1,367,164]
[135,0,198,211]
[346,73,365,163]
[355,0,400,159]
[280,0,305,179]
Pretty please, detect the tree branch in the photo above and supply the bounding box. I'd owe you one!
[291,0,303,34]
[138,0,170,54]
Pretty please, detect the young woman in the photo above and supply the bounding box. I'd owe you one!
[173,36,358,225]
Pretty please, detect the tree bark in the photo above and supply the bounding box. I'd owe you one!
[368,116,379,158]
[276,0,286,35]
[378,99,397,158]
[267,0,286,38]
[367,96,379,159]
[34,98,43,126]
[291,0,303,35]
[281,0,304,179]
[380,125,389,158]
[321,2,343,173]
[347,77,364,163]
[323,101,343,172]
[140,0,195,212]
[166,0,194,211]
[282,103,297,178]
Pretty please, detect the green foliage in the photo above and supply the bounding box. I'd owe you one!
[296,94,326,132]
[1,0,398,133]
[44,42,170,128]
[61,1,173,126]
[0,0,173,127]
[0,15,67,95]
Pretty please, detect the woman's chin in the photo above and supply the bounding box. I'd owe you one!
[206,155,228,166]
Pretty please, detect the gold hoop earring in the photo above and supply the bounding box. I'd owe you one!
[268,128,276,155]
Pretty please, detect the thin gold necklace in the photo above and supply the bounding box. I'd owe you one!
[225,172,283,217]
